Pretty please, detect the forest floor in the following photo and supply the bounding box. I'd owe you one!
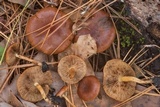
[0,0,160,107]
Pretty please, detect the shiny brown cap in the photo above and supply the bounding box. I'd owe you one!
[77,75,100,101]
[26,7,73,55]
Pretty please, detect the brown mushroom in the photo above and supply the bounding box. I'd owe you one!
[17,66,53,102]
[77,75,100,101]
[103,59,152,101]
[58,55,86,84]
[5,43,41,66]
[5,43,57,68]
[74,10,116,53]
[26,7,73,55]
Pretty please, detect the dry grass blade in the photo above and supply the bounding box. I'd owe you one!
[142,54,160,69]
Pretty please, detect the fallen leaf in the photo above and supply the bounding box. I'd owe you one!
[17,96,38,107]
[85,59,95,76]
[50,71,64,94]
[58,34,97,60]
[73,34,97,59]
[0,75,19,103]
[0,102,13,107]
[9,92,23,107]
[0,62,8,87]
[33,52,48,62]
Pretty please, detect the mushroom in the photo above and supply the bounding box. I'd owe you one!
[58,55,86,84]
[5,43,56,70]
[77,75,100,101]
[5,43,42,66]
[17,66,53,102]
[103,59,152,101]
[74,10,116,53]
[26,7,74,55]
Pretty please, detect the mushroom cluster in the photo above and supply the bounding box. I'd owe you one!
[26,7,73,55]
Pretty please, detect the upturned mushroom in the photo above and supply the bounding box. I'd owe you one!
[103,59,152,101]
[17,66,53,102]
[5,43,42,66]
[77,75,100,101]
[74,9,116,53]
[26,7,73,55]
[58,55,86,84]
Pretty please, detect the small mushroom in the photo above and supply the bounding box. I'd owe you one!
[58,55,86,84]
[56,86,76,107]
[77,75,100,101]
[26,7,74,55]
[5,43,42,66]
[5,43,56,70]
[74,10,116,53]
[103,59,152,101]
[17,66,53,102]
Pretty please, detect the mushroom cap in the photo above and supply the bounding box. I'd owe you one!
[77,75,100,101]
[103,59,136,101]
[74,10,116,53]
[26,7,73,55]
[58,55,86,84]
[17,66,53,102]
[5,43,19,66]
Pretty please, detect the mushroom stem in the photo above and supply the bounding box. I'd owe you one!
[15,54,42,66]
[68,67,75,79]
[119,76,152,84]
[34,82,51,104]
[56,86,76,107]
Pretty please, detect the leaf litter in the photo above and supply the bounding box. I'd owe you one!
[0,0,160,107]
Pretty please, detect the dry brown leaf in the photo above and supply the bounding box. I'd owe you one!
[85,59,95,76]
[0,75,19,103]
[0,62,8,87]
[50,71,64,94]
[58,34,97,60]
[17,96,37,107]
[0,102,13,107]
[33,52,48,62]
[73,34,97,59]
[9,92,23,107]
